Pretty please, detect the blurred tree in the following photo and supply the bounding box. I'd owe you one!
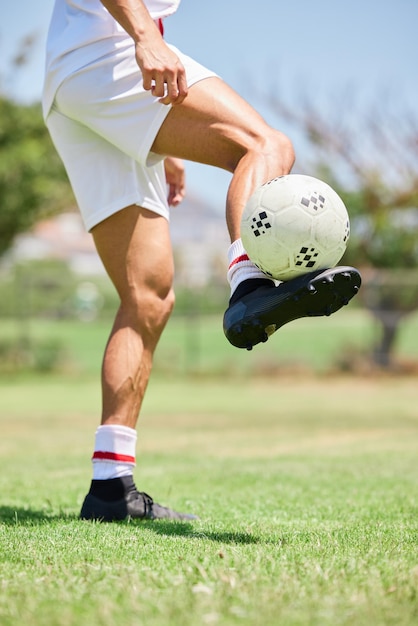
[264,88,418,367]
[0,34,75,359]
[0,97,74,256]
[0,33,73,255]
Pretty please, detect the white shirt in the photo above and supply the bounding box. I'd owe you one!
[43,0,181,117]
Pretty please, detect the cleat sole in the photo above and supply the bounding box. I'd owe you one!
[224,266,361,349]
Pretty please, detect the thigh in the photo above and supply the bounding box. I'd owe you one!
[151,76,271,171]
[91,205,174,304]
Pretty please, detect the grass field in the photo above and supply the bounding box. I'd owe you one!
[0,360,417,624]
[1,308,418,375]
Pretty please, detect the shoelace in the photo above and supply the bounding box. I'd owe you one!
[137,491,154,516]
[131,489,178,518]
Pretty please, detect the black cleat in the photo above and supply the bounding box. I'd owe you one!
[80,476,198,522]
[223,266,361,350]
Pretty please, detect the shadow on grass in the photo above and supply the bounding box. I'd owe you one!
[0,506,270,544]
[0,505,78,525]
[138,519,270,545]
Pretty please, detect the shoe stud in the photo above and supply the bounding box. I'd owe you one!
[265,324,276,337]
[246,343,253,351]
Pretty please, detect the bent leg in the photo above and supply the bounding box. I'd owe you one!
[151,76,360,352]
[151,76,295,241]
[91,205,175,428]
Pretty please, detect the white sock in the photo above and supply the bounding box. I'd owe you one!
[227,239,270,296]
[92,424,137,480]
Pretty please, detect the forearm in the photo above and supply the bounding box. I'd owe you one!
[100,0,160,42]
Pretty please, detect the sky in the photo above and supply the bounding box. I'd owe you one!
[1,0,417,209]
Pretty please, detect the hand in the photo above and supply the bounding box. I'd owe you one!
[164,157,186,206]
[135,34,188,106]
[100,1,188,105]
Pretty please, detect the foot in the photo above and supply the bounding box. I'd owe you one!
[223,266,361,350]
[80,476,198,522]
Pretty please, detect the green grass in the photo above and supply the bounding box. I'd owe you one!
[0,374,417,626]
[1,308,418,375]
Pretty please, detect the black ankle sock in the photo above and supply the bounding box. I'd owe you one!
[89,476,136,502]
[229,278,274,306]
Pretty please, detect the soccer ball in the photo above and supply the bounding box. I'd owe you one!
[241,174,350,281]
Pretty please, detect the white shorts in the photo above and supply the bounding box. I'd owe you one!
[46,44,216,231]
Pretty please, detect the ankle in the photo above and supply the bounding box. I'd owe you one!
[89,476,136,501]
[229,278,274,305]
[227,239,270,295]
[92,424,137,480]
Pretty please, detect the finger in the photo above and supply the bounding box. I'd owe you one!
[151,76,167,98]
[158,93,173,106]
[142,71,153,92]
[169,189,184,206]
[167,180,185,206]
[158,81,188,105]
[165,72,188,105]
[167,184,177,206]
[177,73,189,101]
[157,81,178,104]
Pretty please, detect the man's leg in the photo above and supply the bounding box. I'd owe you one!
[151,77,361,349]
[151,76,295,241]
[92,206,174,428]
[80,205,196,521]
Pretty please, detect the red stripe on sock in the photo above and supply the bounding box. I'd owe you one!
[92,451,135,464]
[228,253,250,269]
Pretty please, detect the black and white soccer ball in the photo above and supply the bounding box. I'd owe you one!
[241,175,350,281]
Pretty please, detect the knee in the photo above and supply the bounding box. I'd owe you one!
[232,127,295,174]
[144,286,175,333]
[272,130,295,170]
[122,284,175,340]
[258,128,295,173]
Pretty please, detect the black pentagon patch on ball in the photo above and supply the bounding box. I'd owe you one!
[251,211,272,237]
[295,246,320,268]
